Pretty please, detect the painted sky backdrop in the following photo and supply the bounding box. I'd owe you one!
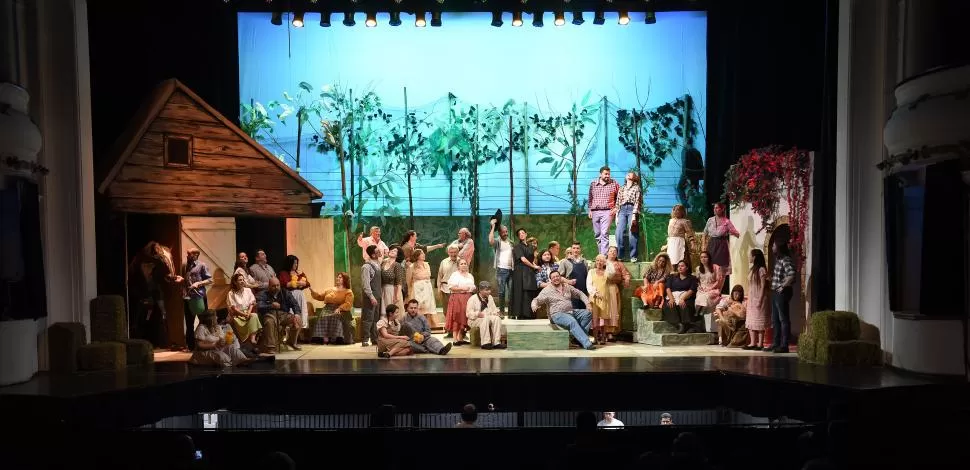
[238,11,707,215]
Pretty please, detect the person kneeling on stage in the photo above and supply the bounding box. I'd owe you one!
[256,277,303,354]
[401,299,453,355]
[190,311,255,368]
[531,270,596,350]
[465,281,506,350]
[376,304,413,358]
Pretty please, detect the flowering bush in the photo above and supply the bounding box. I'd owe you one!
[723,146,811,272]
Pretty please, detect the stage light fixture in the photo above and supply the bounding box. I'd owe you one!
[320,11,331,27]
[532,11,543,27]
[512,11,523,27]
[389,11,402,26]
[343,12,355,26]
[292,10,305,27]
[491,11,503,27]
[415,11,427,27]
[365,11,377,27]
[593,10,605,25]
[554,11,565,26]
[645,11,656,24]
[271,10,283,25]
[431,11,442,27]
[618,11,630,25]
[572,11,585,25]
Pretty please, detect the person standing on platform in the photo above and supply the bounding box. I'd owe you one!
[531,270,595,350]
[666,205,696,266]
[770,241,796,353]
[357,226,389,260]
[488,219,514,314]
[510,228,540,319]
[587,166,620,256]
[703,202,740,275]
[181,247,212,351]
[249,249,276,296]
[437,244,461,336]
[615,171,643,262]
[360,245,384,347]
[744,249,771,351]
[452,227,475,267]
[559,241,591,310]
[548,241,562,262]
[399,230,446,268]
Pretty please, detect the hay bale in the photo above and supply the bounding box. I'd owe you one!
[817,340,882,366]
[48,322,88,374]
[120,339,154,366]
[90,295,128,342]
[78,342,127,371]
[469,326,482,347]
[809,311,860,341]
[797,332,818,363]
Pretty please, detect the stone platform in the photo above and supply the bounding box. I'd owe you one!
[504,319,570,350]
[633,308,716,347]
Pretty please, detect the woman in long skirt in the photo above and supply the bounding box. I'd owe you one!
[309,272,355,344]
[667,204,696,266]
[226,273,261,347]
[604,246,630,339]
[744,249,771,350]
[446,259,476,345]
[380,245,406,314]
[586,255,611,345]
[703,202,740,275]
[278,255,310,328]
[509,228,539,319]
[406,249,438,327]
[190,312,254,368]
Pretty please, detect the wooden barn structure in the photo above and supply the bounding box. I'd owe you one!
[98,79,334,348]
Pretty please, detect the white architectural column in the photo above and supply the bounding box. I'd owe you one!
[32,0,98,370]
[834,0,895,355]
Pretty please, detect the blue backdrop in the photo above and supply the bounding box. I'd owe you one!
[238,11,707,216]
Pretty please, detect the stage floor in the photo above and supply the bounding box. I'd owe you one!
[154,337,796,362]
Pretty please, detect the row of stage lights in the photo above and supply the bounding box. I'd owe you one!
[273,10,657,28]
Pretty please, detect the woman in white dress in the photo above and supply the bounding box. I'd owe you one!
[226,273,262,347]
[190,311,254,368]
[406,248,438,326]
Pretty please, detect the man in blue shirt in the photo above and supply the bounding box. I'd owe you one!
[181,248,212,350]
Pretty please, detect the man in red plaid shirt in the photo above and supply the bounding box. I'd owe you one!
[588,166,620,255]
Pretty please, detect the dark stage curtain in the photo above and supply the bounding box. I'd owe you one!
[235,217,287,273]
[0,178,47,321]
[706,0,835,308]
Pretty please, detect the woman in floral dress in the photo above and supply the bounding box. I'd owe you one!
[744,249,771,350]
[640,253,672,308]
[703,202,740,275]
[309,272,355,344]
[380,245,406,314]
[694,251,725,327]
[406,248,438,327]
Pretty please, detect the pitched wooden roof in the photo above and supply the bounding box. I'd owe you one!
[97,79,322,199]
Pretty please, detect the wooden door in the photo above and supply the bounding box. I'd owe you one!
[286,218,334,310]
[180,217,236,313]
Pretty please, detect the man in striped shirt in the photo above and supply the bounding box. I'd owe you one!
[531,270,596,350]
[770,240,797,353]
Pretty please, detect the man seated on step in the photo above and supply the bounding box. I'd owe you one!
[531,270,596,350]
[465,281,507,350]
[401,299,453,355]
[256,277,303,354]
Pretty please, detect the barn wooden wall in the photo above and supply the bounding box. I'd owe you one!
[107,91,312,217]
[286,218,335,310]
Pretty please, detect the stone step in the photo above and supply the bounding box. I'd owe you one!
[636,320,680,335]
[635,331,717,347]
[634,308,664,327]
[505,320,570,350]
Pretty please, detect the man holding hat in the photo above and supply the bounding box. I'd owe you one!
[465,281,506,350]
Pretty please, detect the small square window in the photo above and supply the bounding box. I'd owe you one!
[164,135,193,167]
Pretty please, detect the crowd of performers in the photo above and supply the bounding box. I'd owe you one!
[126,166,798,365]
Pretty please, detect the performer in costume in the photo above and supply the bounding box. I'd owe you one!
[666,204,696,266]
[703,202,740,275]
[128,242,182,348]
[587,166,620,256]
